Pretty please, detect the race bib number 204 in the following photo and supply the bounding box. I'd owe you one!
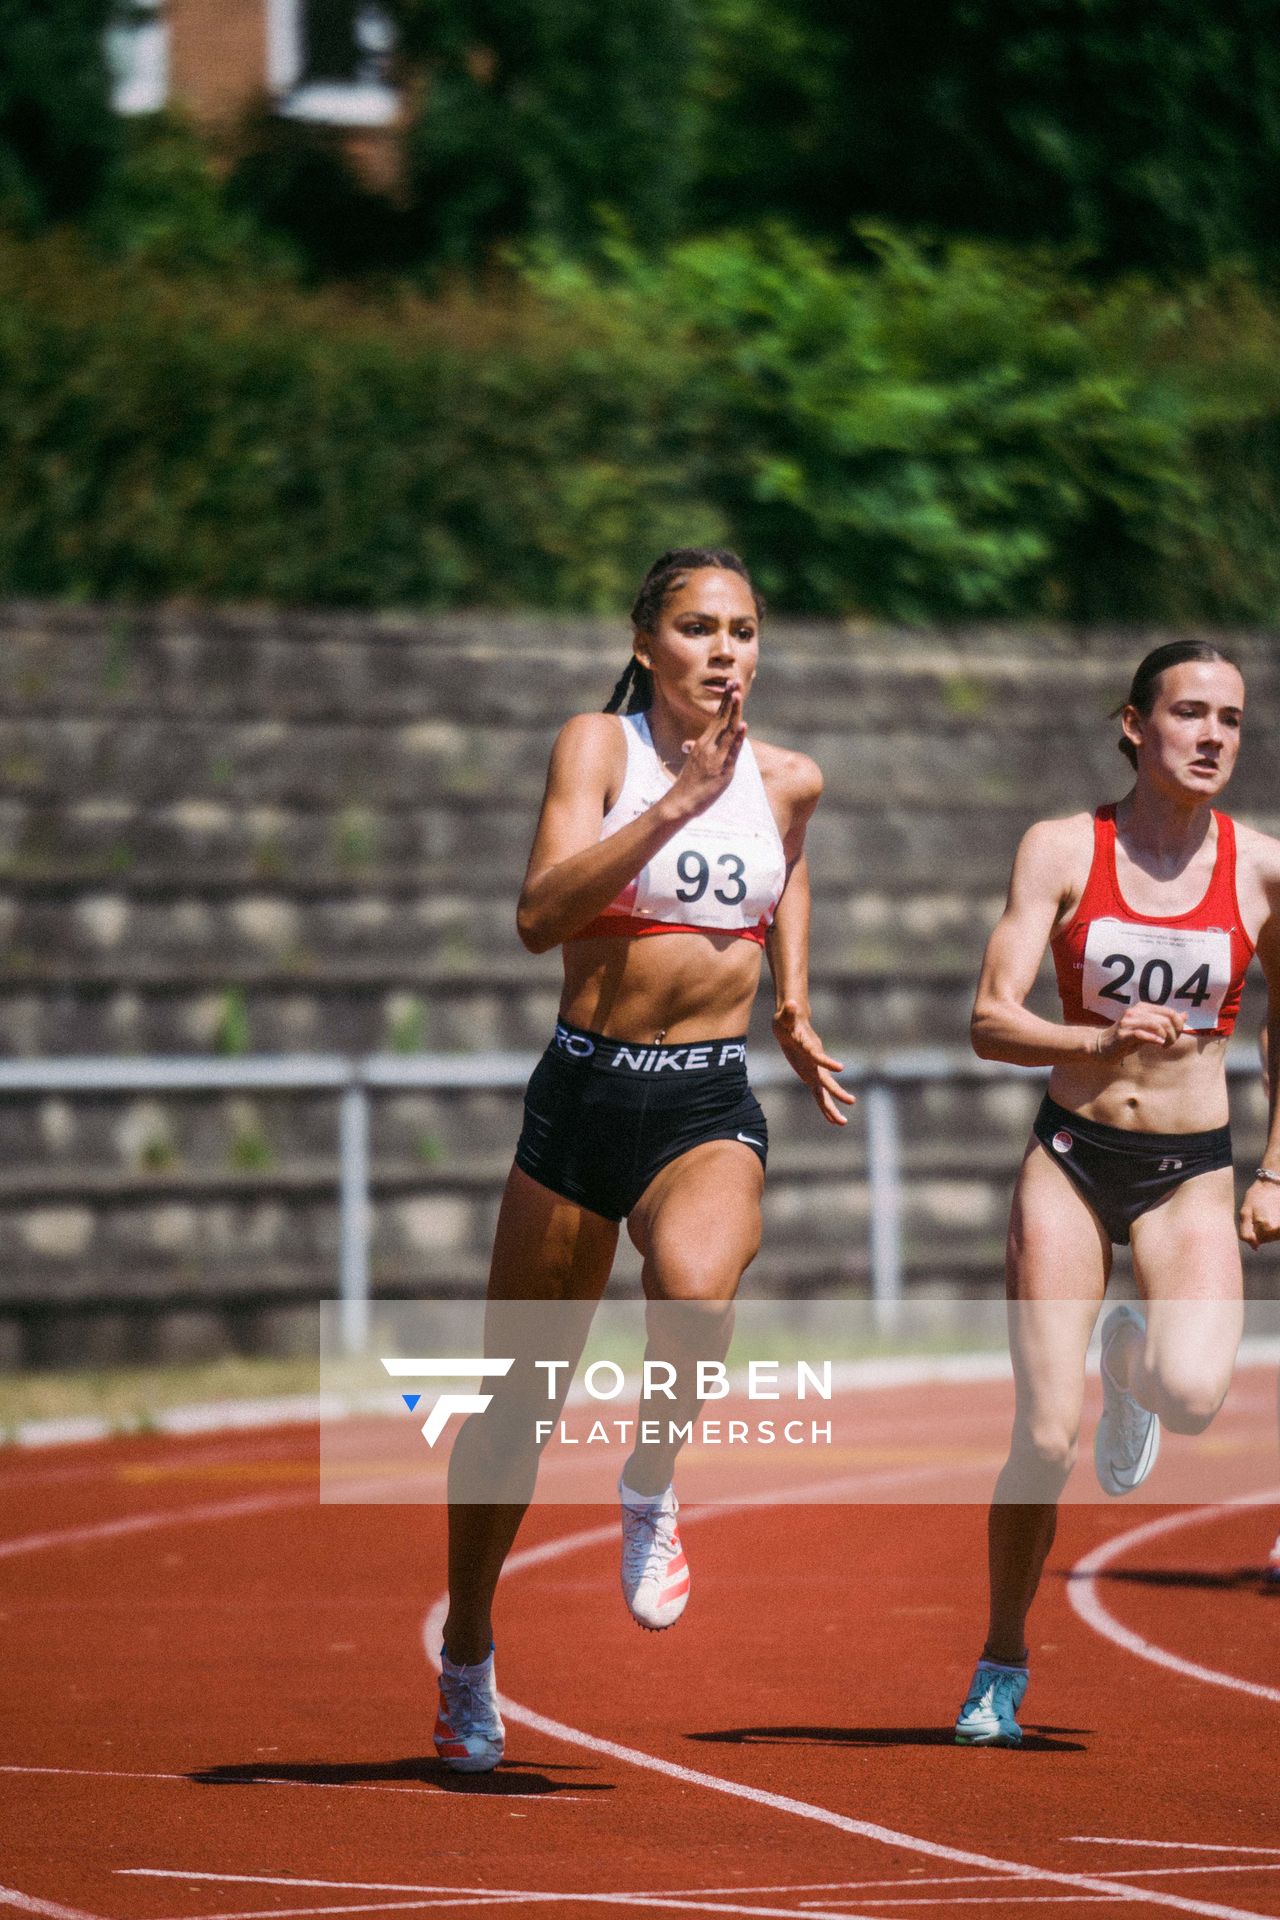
[1081,918,1232,1031]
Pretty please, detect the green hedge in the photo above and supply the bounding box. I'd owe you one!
[0,228,1278,618]
[690,0,1280,278]
[526,226,1280,620]
[0,235,714,608]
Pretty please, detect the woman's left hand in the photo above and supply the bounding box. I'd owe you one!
[1239,1177,1280,1248]
[773,999,856,1126]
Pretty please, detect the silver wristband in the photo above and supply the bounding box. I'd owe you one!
[1253,1166,1280,1185]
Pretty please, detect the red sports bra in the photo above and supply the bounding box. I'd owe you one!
[1051,806,1253,1038]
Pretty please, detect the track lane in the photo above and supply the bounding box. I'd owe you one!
[2,1392,1279,1920]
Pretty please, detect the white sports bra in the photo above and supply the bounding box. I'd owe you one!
[567,711,788,946]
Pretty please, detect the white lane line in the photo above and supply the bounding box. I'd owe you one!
[1067,1491,1280,1705]
[801,1901,1123,1909]
[636,1885,997,1899]
[122,1876,515,1889]
[120,1874,922,1920]
[421,1504,1279,1920]
[151,1904,882,1920]
[1070,1844,1280,1858]
[0,1464,819,1582]
[129,1886,894,1920]
[0,1767,197,1786]
[144,1900,937,1920]
[1103,1871,1280,1882]
[0,1764,582,1802]
[0,1491,311,1561]
[130,1889,1105,1920]
[152,1904,512,1918]
[0,1886,111,1920]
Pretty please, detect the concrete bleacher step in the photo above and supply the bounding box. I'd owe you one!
[5,603,1276,723]
[40,792,1275,894]
[0,970,999,1057]
[1,887,1010,978]
[10,712,1280,819]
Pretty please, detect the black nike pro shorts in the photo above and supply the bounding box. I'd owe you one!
[515,1021,769,1222]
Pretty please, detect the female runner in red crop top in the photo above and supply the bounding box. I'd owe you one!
[953,641,1280,1747]
[432,547,852,1773]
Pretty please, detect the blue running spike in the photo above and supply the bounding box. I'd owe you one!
[402,1393,421,1411]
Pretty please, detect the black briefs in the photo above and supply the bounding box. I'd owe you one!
[514,1021,769,1222]
[1033,1092,1233,1245]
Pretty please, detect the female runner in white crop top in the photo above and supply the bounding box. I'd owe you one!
[432,548,852,1774]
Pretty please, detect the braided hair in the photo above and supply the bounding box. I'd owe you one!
[604,548,764,714]
[1112,641,1240,768]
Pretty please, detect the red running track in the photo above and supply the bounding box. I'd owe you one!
[1,1372,1279,1920]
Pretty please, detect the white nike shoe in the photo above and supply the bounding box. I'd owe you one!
[434,1649,504,1773]
[1266,1534,1280,1587]
[619,1478,690,1630]
[1095,1304,1161,1497]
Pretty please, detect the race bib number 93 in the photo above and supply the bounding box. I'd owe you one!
[1081,918,1232,1031]
[635,820,765,930]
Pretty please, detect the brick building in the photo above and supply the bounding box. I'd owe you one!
[107,0,406,187]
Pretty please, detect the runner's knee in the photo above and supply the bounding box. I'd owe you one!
[1145,1358,1229,1434]
[644,1290,736,1362]
[646,1253,746,1311]
[1013,1415,1079,1478]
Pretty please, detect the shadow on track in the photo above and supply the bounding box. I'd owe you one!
[189,1758,612,1795]
[1063,1564,1279,1594]
[687,1726,1088,1753]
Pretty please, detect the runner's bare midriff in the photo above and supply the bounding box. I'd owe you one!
[1049,1028,1231,1132]
[559,930,763,1042]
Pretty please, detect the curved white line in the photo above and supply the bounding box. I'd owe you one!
[421,1492,1277,1920]
[1068,1489,1280,1705]
[0,1885,109,1920]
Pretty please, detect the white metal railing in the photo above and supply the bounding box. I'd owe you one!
[0,1047,1262,1350]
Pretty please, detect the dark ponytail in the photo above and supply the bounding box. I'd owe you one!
[604,656,654,715]
[1112,641,1240,768]
[603,547,764,714]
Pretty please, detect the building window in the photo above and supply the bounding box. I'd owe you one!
[267,0,399,128]
[106,0,169,115]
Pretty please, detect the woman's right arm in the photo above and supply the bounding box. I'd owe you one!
[971,820,1184,1067]
[516,696,747,953]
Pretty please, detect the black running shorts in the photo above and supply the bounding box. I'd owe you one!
[1033,1092,1233,1245]
[514,1022,769,1222]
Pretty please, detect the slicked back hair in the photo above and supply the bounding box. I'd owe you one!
[1113,641,1241,768]
[604,547,764,715]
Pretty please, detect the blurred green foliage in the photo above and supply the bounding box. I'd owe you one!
[525,226,1280,620]
[694,0,1280,277]
[2,4,1280,619]
[0,0,121,228]
[0,232,710,609]
[91,116,297,275]
[393,0,699,265]
[4,2,1280,283]
[0,226,1277,620]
